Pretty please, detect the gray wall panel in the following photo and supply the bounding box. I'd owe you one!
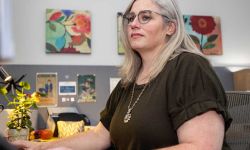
[0,65,233,129]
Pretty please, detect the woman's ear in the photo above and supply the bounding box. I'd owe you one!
[166,21,176,36]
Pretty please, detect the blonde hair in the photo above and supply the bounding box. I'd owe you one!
[119,0,204,86]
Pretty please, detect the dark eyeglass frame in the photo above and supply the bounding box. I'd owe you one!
[123,10,170,25]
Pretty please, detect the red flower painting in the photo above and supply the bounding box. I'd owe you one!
[190,16,216,35]
[184,15,223,55]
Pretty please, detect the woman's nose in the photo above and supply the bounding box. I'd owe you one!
[129,17,140,28]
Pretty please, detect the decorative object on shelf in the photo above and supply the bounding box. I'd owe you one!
[29,129,53,140]
[77,74,96,103]
[117,12,125,54]
[183,15,223,55]
[57,120,84,138]
[36,72,58,107]
[0,81,40,142]
[46,9,91,54]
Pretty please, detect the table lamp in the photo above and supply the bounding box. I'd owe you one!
[0,66,12,82]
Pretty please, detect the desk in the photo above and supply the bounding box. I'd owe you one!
[31,126,94,142]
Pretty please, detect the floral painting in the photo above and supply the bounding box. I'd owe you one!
[77,74,96,103]
[184,15,223,55]
[117,12,125,54]
[46,9,91,54]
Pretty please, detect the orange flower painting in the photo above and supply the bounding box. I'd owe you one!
[46,9,91,54]
[184,15,223,55]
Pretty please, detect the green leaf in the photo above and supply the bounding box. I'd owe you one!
[189,35,200,45]
[57,16,65,22]
[46,9,54,14]
[0,87,8,95]
[49,22,56,32]
[207,34,218,42]
[19,81,30,90]
[15,90,23,96]
[203,43,215,49]
[8,102,20,106]
[46,43,58,53]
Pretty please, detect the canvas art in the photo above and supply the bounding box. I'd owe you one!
[46,9,91,54]
[36,73,58,107]
[117,12,125,54]
[184,15,223,55]
[77,74,96,103]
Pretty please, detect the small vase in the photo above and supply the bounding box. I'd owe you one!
[7,128,29,142]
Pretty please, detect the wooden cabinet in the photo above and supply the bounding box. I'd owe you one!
[233,69,250,91]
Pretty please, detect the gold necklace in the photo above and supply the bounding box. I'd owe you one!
[124,82,148,123]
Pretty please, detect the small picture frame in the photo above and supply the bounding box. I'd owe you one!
[36,72,58,107]
[77,74,96,103]
[59,81,76,95]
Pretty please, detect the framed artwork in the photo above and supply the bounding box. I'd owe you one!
[46,9,91,54]
[184,15,223,55]
[77,74,96,103]
[36,73,58,107]
[117,12,125,54]
[59,81,76,95]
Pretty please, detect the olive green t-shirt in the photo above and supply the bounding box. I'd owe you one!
[100,52,232,150]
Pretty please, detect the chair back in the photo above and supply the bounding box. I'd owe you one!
[226,91,250,150]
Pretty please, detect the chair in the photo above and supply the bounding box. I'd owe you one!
[58,112,91,125]
[225,91,250,150]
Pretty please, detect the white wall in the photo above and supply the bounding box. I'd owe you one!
[5,0,250,66]
[0,0,15,60]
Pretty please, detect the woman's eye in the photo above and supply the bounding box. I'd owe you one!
[141,15,151,21]
[128,17,135,22]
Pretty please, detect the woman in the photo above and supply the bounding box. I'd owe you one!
[14,0,232,149]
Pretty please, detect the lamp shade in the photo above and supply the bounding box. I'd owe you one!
[0,66,12,82]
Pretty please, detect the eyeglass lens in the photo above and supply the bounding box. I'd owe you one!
[124,10,152,24]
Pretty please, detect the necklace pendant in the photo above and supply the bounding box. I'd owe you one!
[124,111,131,123]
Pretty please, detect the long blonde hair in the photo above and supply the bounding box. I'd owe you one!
[119,0,204,86]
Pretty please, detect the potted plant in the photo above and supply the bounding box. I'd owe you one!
[0,81,39,141]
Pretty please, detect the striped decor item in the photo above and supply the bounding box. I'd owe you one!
[57,120,84,138]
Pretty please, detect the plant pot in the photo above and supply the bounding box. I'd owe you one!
[7,128,29,142]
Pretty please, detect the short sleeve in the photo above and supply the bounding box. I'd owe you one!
[100,81,123,130]
[167,53,232,130]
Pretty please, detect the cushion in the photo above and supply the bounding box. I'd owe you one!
[52,113,91,137]
[57,120,84,138]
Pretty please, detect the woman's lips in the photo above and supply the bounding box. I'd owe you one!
[131,33,143,38]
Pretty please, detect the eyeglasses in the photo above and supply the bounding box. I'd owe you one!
[123,10,169,25]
